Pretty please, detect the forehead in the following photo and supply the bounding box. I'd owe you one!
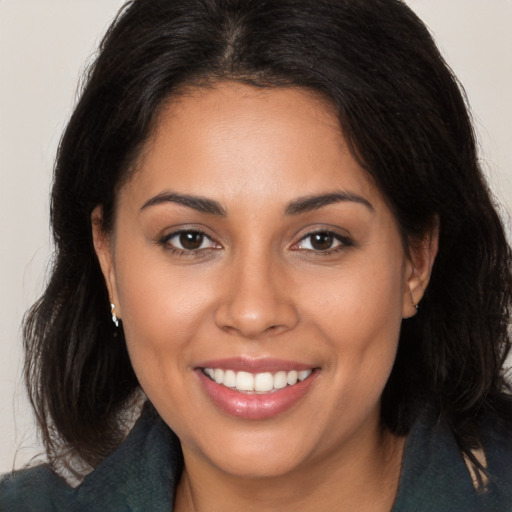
[122,82,380,210]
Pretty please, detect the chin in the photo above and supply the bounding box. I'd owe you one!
[206,441,310,479]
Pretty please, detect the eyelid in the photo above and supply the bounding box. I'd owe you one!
[158,228,222,253]
[156,225,352,256]
[291,227,354,252]
[295,234,342,251]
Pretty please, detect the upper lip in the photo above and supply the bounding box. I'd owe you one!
[195,356,316,373]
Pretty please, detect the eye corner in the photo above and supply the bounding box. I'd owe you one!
[291,229,354,255]
[157,228,222,256]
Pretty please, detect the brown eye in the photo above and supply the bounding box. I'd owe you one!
[179,231,204,250]
[160,229,219,253]
[310,232,334,251]
[294,230,351,253]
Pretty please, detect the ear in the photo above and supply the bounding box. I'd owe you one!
[91,205,121,318]
[402,222,439,319]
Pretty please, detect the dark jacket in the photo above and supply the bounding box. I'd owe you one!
[1,403,511,511]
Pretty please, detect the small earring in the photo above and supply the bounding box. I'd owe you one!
[409,289,419,311]
[111,303,119,327]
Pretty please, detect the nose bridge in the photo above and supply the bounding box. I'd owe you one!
[214,245,299,338]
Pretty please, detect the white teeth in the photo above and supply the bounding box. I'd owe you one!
[254,372,274,392]
[214,368,224,384]
[287,370,298,385]
[298,370,312,381]
[273,371,288,389]
[223,369,236,388]
[236,371,254,391]
[203,367,314,392]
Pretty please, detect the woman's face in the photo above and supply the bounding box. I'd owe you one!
[94,82,433,478]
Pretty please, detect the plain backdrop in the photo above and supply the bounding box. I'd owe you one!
[1,0,511,473]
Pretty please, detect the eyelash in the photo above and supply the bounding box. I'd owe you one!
[157,229,353,257]
[293,230,353,255]
[157,229,220,257]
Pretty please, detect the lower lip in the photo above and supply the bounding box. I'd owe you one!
[196,370,318,420]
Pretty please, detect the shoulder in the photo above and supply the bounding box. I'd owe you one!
[0,464,70,512]
[393,398,512,512]
[0,403,182,512]
[479,395,512,507]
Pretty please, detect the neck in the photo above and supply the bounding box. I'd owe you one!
[174,425,405,512]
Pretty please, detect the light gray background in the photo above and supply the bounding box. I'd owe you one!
[1,0,511,473]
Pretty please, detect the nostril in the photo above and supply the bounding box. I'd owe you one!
[213,281,300,338]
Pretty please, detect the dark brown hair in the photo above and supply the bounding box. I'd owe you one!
[24,0,512,470]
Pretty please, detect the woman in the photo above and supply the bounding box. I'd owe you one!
[1,0,511,510]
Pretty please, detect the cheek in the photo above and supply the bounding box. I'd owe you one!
[116,244,212,326]
[305,252,405,338]
[112,249,215,391]
[303,254,405,395]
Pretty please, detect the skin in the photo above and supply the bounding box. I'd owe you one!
[93,82,437,512]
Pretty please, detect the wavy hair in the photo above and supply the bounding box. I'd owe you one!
[23,0,512,470]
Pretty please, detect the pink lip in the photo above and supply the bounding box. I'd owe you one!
[195,362,319,420]
[196,356,314,373]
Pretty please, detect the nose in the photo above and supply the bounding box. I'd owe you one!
[214,251,299,339]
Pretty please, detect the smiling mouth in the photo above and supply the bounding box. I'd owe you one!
[202,368,314,393]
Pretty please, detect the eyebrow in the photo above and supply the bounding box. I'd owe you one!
[140,190,373,217]
[285,191,374,215]
[140,192,226,216]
